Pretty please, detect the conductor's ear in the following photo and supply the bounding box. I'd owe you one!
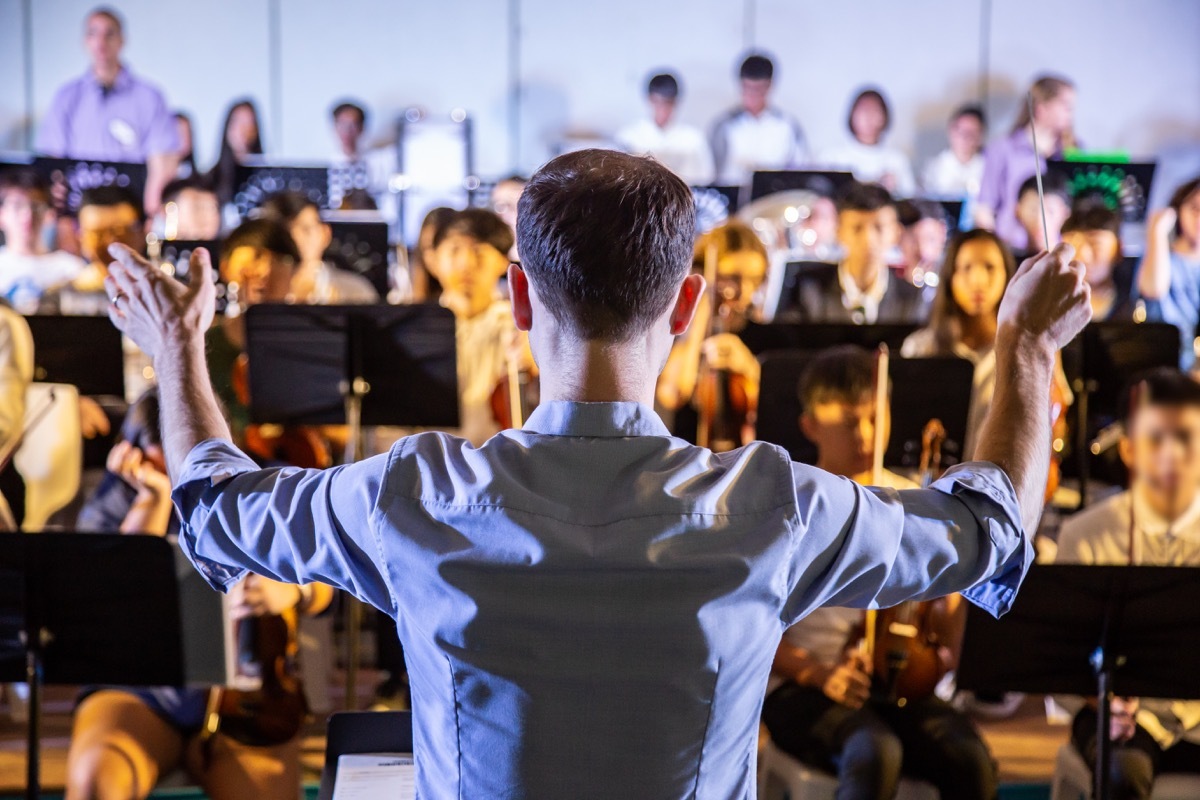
[669,273,706,336]
[510,264,532,331]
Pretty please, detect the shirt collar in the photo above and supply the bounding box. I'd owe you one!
[838,262,889,322]
[521,401,671,438]
[84,65,131,92]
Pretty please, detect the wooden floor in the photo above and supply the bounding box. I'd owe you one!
[0,684,1067,797]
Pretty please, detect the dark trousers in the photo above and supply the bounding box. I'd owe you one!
[762,682,997,800]
[1072,707,1200,800]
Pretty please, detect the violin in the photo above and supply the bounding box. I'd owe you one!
[857,352,962,705]
[202,604,308,749]
[231,354,331,469]
[695,242,752,452]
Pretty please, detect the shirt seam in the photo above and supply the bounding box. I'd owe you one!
[394,496,796,528]
[690,657,721,799]
[373,438,408,618]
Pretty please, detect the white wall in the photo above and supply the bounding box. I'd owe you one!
[2,0,1197,180]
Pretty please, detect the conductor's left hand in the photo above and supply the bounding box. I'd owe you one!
[105,243,216,360]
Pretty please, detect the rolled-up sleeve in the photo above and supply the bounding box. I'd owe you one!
[782,461,1032,625]
[170,438,396,614]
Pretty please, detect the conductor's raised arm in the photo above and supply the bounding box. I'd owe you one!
[974,242,1092,533]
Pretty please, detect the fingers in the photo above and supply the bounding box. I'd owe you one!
[186,247,215,300]
[107,243,154,274]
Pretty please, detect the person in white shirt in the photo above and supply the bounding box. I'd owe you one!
[1055,367,1200,799]
[327,100,398,224]
[615,73,713,186]
[764,345,993,800]
[922,104,986,200]
[820,88,916,197]
[710,54,810,186]
[0,171,84,315]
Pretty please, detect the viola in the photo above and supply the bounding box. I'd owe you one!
[202,605,308,749]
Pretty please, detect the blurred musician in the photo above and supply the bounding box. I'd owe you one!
[762,346,993,800]
[1056,369,1200,799]
[656,221,768,448]
[68,390,332,800]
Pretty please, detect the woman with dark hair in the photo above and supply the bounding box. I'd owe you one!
[901,229,1017,456]
[819,87,915,196]
[207,99,264,206]
[975,75,1078,249]
[173,111,198,179]
[1137,177,1200,370]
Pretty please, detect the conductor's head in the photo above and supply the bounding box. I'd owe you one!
[511,149,701,396]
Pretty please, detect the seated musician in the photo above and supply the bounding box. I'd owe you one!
[655,220,768,449]
[257,190,379,304]
[205,218,302,449]
[68,390,333,800]
[782,182,926,325]
[894,198,949,298]
[425,208,531,445]
[55,186,148,317]
[156,175,222,241]
[1055,368,1200,799]
[1011,172,1070,262]
[762,344,995,800]
[1135,176,1200,371]
[0,170,84,314]
[902,229,1015,458]
[903,228,1073,466]
[1060,205,1137,321]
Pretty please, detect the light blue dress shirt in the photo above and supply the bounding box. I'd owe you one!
[173,401,1031,799]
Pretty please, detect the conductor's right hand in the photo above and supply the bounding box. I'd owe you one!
[996,242,1092,354]
[822,652,872,709]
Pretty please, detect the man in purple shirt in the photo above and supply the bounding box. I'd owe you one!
[36,7,179,215]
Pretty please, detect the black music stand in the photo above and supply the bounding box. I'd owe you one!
[323,212,391,298]
[232,160,331,219]
[1060,322,1180,505]
[756,353,973,469]
[243,303,458,708]
[24,315,125,399]
[32,156,147,216]
[750,170,856,202]
[957,565,1200,800]
[739,321,921,358]
[0,533,186,800]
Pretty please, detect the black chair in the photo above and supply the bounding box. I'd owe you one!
[318,710,413,800]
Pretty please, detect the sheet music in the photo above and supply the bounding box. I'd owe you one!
[332,753,416,800]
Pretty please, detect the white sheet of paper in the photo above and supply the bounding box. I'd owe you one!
[332,753,416,800]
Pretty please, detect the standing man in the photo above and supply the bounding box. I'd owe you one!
[710,53,810,186]
[37,7,179,216]
[615,72,714,186]
[106,149,1090,799]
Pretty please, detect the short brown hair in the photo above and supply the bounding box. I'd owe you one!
[516,149,695,341]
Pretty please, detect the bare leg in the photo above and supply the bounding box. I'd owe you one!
[65,690,185,800]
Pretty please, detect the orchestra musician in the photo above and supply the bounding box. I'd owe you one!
[67,390,333,800]
[762,345,993,800]
[1055,369,1200,799]
[656,220,769,449]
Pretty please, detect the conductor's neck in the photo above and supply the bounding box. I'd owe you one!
[536,337,661,407]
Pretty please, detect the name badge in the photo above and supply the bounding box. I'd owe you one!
[109,118,137,149]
